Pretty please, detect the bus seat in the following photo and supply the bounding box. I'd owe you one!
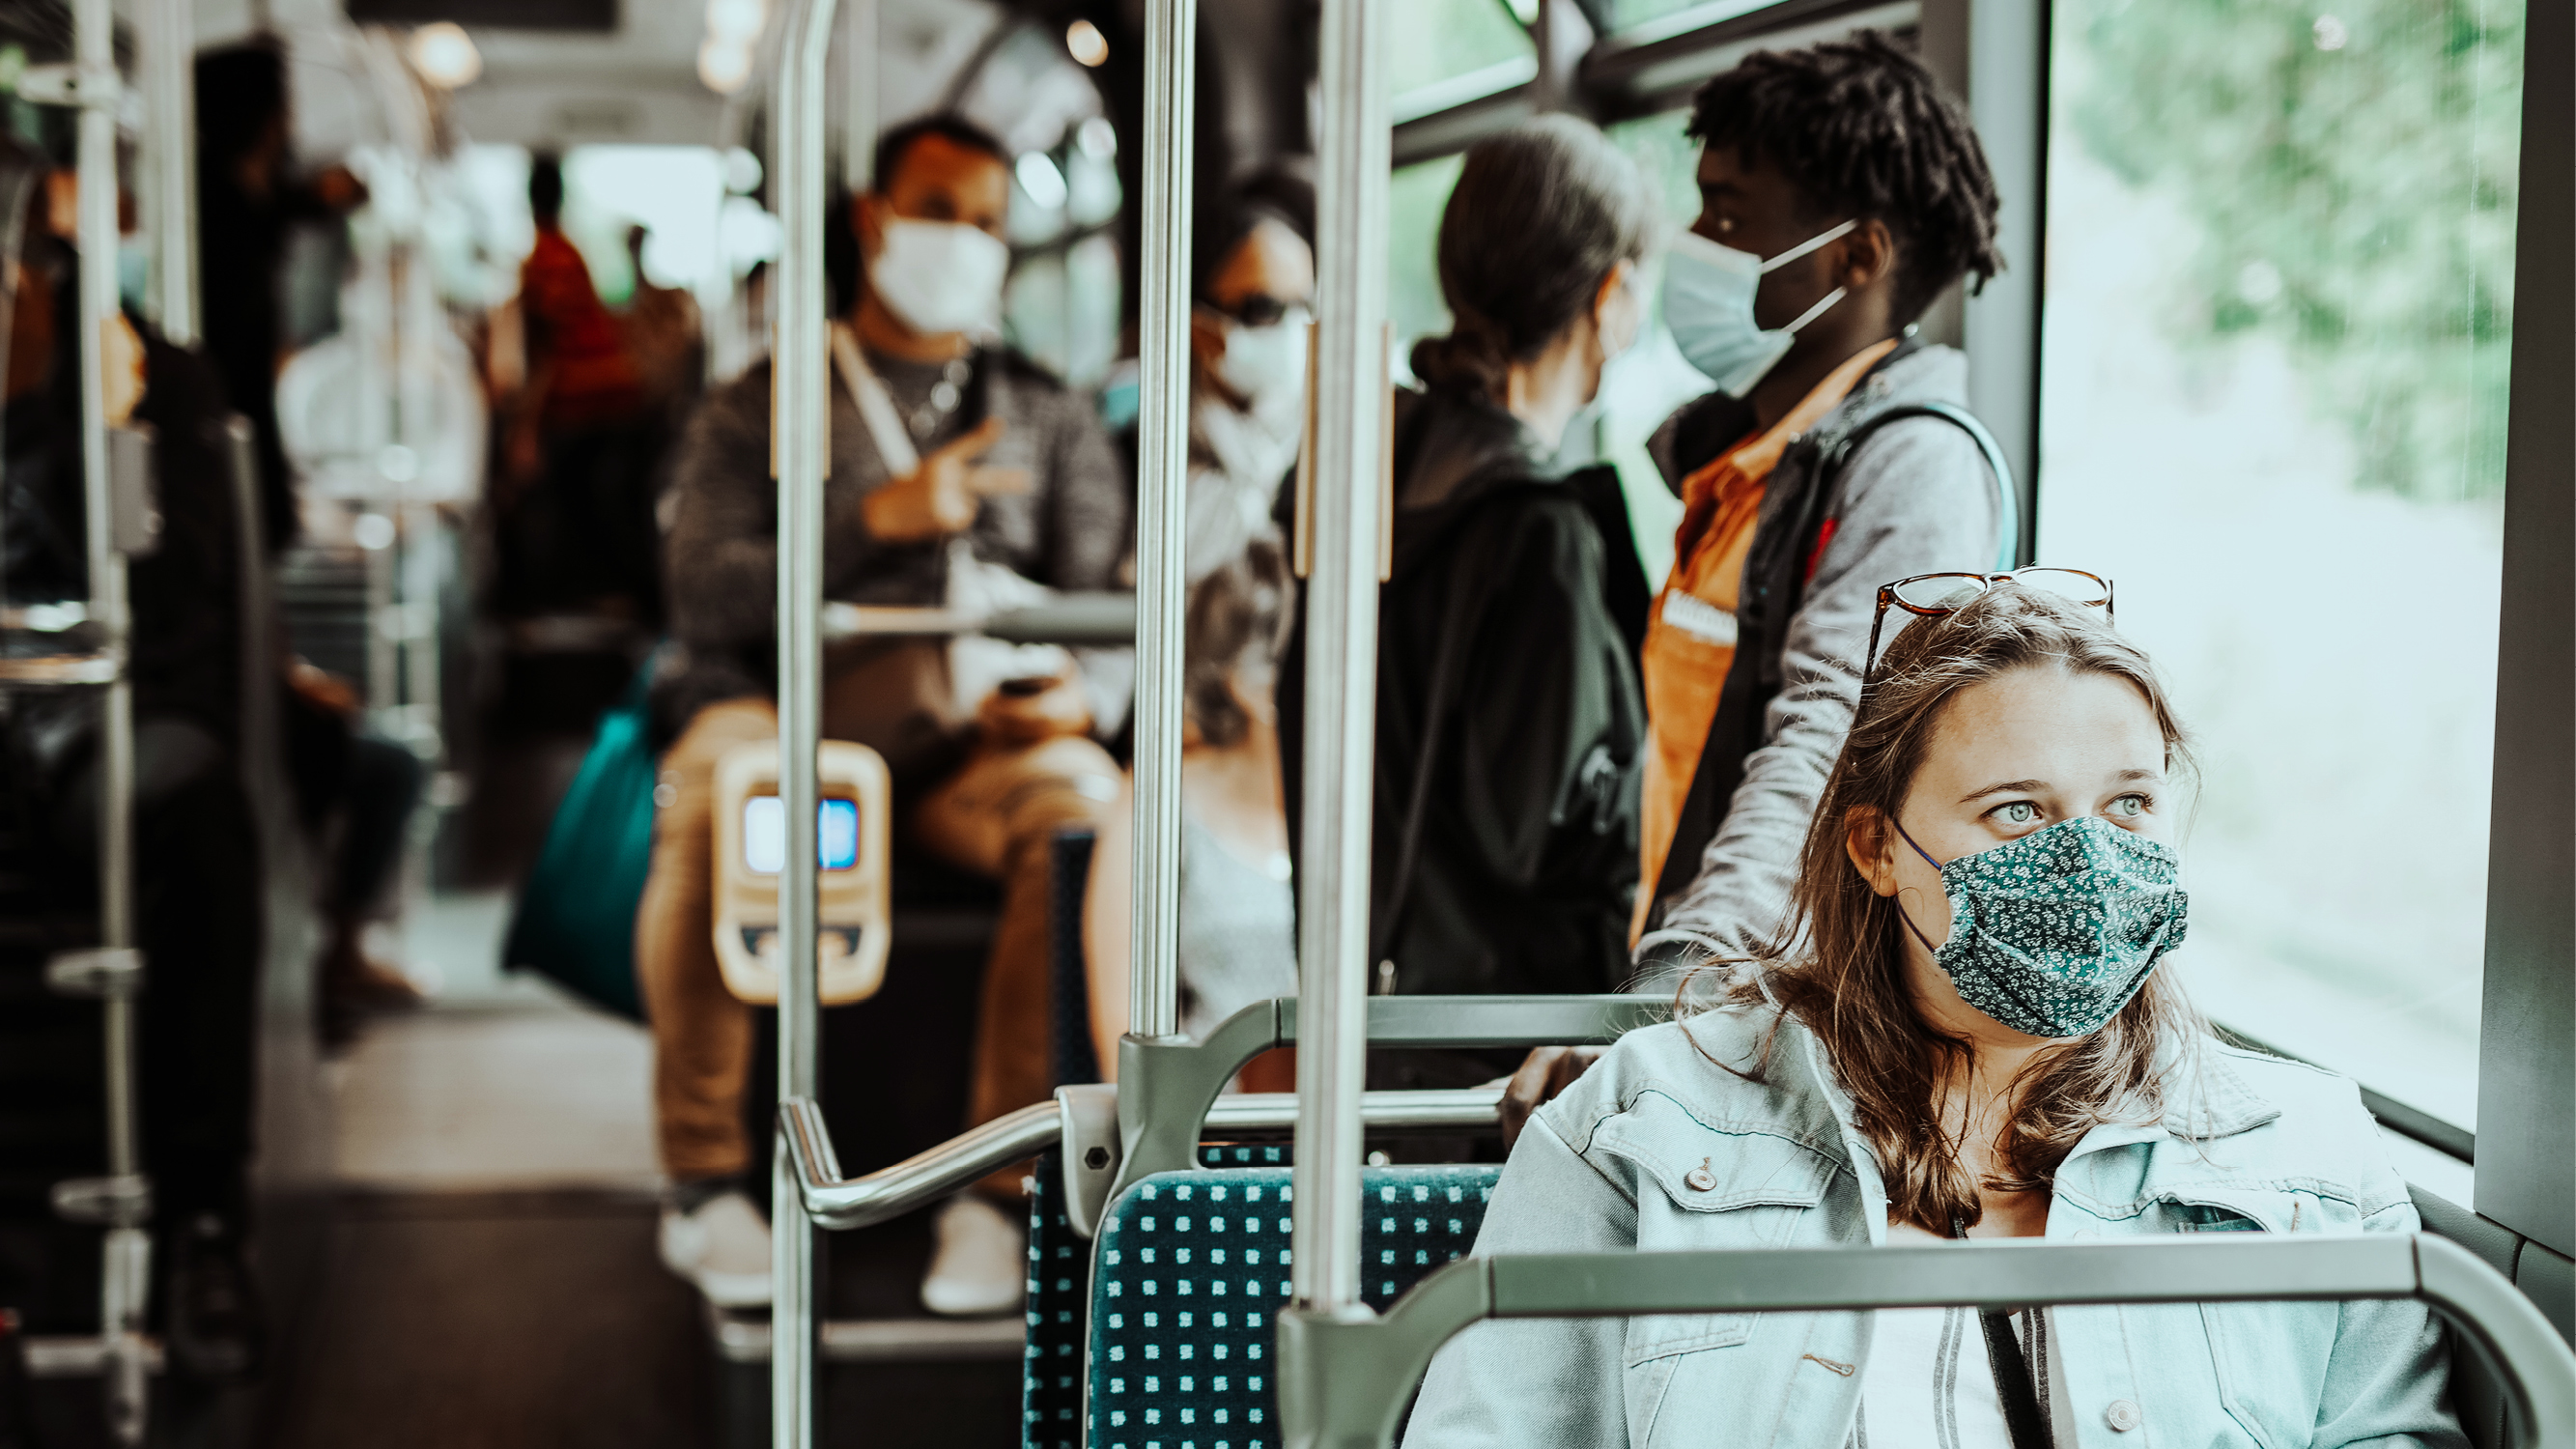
[1049,828,1101,1089]
[709,739,891,1006]
[1084,1166,1500,1449]
[1026,1151,1089,1449]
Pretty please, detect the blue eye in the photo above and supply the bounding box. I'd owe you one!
[2107,794,2149,818]
[1995,801,2039,825]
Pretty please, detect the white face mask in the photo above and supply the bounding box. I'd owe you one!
[1659,218,1856,396]
[1212,304,1310,413]
[867,216,1009,336]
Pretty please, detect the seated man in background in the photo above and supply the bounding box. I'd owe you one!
[640,114,1127,1318]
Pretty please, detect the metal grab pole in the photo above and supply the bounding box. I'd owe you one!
[772,0,838,1445]
[140,0,195,347]
[72,0,149,1439]
[1290,0,1390,1316]
[1128,0,1193,1047]
[839,0,876,194]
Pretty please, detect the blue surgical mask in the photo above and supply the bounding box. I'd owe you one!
[1659,219,1856,396]
[1892,813,2190,1039]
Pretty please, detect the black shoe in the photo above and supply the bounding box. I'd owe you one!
[0,1310,36,1449]
[166,1214,266,1385]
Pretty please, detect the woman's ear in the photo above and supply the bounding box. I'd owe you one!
[1844,806,1899,897]
[1592,258,1642,356]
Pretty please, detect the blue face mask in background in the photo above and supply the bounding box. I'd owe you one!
[1658,218,1855,396]
[1893,812,2190,1039]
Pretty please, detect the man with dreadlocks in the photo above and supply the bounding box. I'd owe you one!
[1503,30,2008,1136]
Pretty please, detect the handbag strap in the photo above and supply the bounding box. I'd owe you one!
[1952,1216,2053,1449]
[830,321,921,475]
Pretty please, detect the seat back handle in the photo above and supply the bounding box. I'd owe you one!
[1276,1235,2576,1449]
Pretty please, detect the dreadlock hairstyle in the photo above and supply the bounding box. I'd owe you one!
[1687,29,2002,325]
[1680,586,2203,1234]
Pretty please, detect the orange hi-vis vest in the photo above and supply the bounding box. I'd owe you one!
[1631,341,1898,945]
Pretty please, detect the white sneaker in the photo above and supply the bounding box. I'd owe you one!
[920,1194,1027,1318]
[660,1189,774,1308]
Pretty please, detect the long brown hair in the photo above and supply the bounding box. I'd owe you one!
[1688,584,2200,1232]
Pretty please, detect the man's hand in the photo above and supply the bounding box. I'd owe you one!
[977,666,1093,746]
[861,416,1032,542]
[1497,1044,1605,1151]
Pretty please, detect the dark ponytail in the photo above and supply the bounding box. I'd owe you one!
[1410,115,1654,397]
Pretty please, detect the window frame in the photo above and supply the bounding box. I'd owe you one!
[1393,0,2565,1204]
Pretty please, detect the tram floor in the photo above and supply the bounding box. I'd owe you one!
[256,888,1019,1449]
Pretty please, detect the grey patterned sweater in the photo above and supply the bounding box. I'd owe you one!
[650,343,1130,744]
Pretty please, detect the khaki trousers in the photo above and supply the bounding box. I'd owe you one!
[634,693,1117,1186]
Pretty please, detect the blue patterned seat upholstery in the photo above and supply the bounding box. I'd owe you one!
[1085,1165,1501,1449]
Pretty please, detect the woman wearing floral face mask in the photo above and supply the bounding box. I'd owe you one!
[1405,582,2463,1449]
[1280,115,1656,1092]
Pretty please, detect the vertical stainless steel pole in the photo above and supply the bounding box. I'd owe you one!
[1127,0,1193,1045]
[141,0,195,347]
[74,0,148,1439]
[772,1,837,1445]
[1289,0,1389,1315]
[840,0,877,195]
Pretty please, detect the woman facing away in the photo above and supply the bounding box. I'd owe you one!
[1280,115,1654,1093]
[1404,581,2461,1449]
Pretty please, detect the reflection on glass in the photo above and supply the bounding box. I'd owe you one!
[1388,0,1533,109]
[1595,0,1782,38]
[2040,0,2522,1128]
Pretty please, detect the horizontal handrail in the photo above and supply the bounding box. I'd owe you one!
[779,1095,1062,1232]
[0,651,120,686]
[1112,994,1658,1214]
[782,1083,1510,1236]
[821,591,1137,646]
[1278,1234,2576,1449]
[1205,1087,1503,1134]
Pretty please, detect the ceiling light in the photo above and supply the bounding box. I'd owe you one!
[1065,18,1108,68]
[406,22,481,90]
[698,35,753,95]
[706,0,767,45]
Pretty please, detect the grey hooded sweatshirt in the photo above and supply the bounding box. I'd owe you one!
[1637,342,2004,979]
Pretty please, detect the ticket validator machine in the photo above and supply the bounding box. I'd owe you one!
[710,740,892,1006]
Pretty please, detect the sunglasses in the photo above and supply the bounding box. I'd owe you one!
[1862,567,2116,685]
[1199,294,1306,330]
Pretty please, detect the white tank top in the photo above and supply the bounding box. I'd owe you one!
[1850,1305,2077,1448]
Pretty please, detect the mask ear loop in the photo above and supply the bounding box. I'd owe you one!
[1885,813,1950,957]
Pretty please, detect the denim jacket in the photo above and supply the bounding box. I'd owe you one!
[1404,1006,2464,1449]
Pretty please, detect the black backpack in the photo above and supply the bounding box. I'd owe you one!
[1642,398,2017,921]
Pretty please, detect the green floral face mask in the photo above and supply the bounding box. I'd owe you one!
[1892,813,2189,1038]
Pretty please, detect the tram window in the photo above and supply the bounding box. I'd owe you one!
[2037,0,2523,1131]
[1391,0,1538,119]
[742,796,864,875]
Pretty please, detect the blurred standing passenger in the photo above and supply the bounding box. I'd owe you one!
[1280,117,1655,1094]
[620,223,703,409]
[640,115,1127,1316]
[496,155,657,620]
[193,41,424,1039]
[0,136,266,1383]
[1503,32,2008,1136]
[193,40,364,554]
